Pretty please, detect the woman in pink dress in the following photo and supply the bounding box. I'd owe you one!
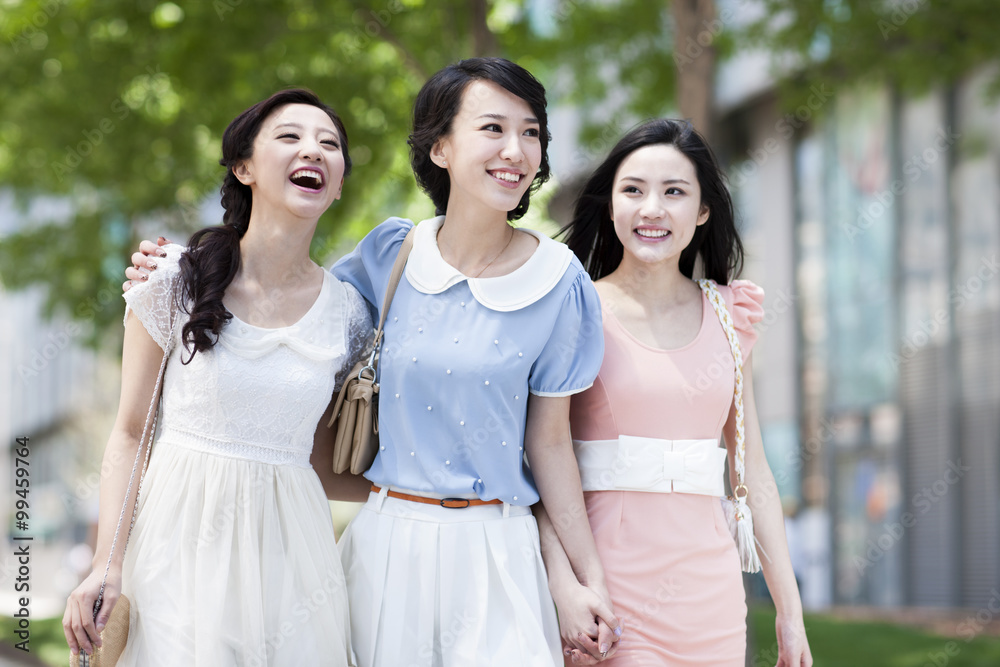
[538,119,813,666]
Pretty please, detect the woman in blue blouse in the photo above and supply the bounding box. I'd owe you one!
[126,59,620,666]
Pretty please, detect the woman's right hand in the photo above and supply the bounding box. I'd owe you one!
[62,568,122,657]
[551,579,622,662]
[122,237,171,292]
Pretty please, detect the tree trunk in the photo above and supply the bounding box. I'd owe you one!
[470,0,499,56]
[671,0,717,140]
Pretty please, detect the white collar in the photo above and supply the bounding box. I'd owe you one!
[404,216,574,312]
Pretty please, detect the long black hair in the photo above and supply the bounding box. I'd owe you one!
[407,57,550,222]
[177,88,351,362]
[563,118,743,284]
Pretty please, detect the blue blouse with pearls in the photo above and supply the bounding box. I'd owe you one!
[331,216,604,505]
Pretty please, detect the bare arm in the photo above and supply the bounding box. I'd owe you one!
[722,355,813,667]
[310,397,374,502]
[525,395,621,659]
[62,312,165,657]
[535,503,620,662]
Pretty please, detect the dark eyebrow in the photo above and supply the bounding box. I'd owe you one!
[620,176,691,185]
[475,113,540,124]
[274,122,338,135]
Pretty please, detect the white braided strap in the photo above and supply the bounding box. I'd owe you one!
[698,279,763,573]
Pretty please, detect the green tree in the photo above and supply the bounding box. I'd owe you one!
[744,0,1000,107]
[3,0,996,342]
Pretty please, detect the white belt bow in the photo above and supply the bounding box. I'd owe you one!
[575,436,727,496]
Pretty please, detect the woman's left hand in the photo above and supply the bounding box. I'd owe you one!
[775,612,812,667]
[551,579,621,661]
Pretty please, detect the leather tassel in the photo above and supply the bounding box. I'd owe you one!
[734,496,763,573]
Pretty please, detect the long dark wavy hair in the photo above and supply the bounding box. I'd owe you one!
[177,89,351,362]
[563,119,743,284]
[407,57,551,222]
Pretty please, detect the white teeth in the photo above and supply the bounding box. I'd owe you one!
[291,169,324,186]
[636,228,670,238]
[492,171,521,183]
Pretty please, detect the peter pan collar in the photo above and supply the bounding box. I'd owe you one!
[404,216,574,312]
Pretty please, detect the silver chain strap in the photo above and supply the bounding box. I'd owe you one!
[93,316,175,619]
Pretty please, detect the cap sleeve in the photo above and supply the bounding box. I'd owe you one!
[529,268,605,397]
[334,280,375,392]
[122,243,184,351]
[725,279,765,358]
[330,217,413,322]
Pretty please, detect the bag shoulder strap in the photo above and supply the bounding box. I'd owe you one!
[95,308,177,618]
[371,226,416,352]
[697,279,748,489]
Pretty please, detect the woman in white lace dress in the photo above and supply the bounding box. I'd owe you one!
[62,89,370,666]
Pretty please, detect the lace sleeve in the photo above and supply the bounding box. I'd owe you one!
[122,243,185,351]
[334,280,375,392]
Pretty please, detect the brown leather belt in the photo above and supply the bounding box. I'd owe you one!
[371,485,503,509]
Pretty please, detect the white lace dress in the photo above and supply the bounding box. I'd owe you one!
[115,244,369,666]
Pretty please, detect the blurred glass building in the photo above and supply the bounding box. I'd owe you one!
[715,51,1000,609]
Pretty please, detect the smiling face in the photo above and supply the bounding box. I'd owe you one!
[610,143,710,267]
[233,103,346,221]
[430,80,542,218]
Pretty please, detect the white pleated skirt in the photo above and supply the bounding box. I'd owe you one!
[338,489,561,667]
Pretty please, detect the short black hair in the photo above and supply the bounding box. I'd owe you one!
[407,57,550,221]
[562,118,743,284]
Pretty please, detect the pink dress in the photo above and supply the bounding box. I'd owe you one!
[569,280,764,666]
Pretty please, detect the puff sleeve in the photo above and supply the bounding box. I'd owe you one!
[724,279,765,359]
[528,268,605,397]
[330,217,414,322]
[122,242,184,351]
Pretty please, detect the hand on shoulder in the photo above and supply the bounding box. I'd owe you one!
[123,237,172,292]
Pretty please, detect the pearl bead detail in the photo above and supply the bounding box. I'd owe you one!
[494,339,499,345]
[484,380,490,386]
[513,496,518,501]
[501,441,506,446]
[395,393,400,398]
[410,451,415,456]
[427,406,432,411]
[460,421,465,426]
[412,357,417,362]
[445,460,450,465]
[446,369,452,374]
